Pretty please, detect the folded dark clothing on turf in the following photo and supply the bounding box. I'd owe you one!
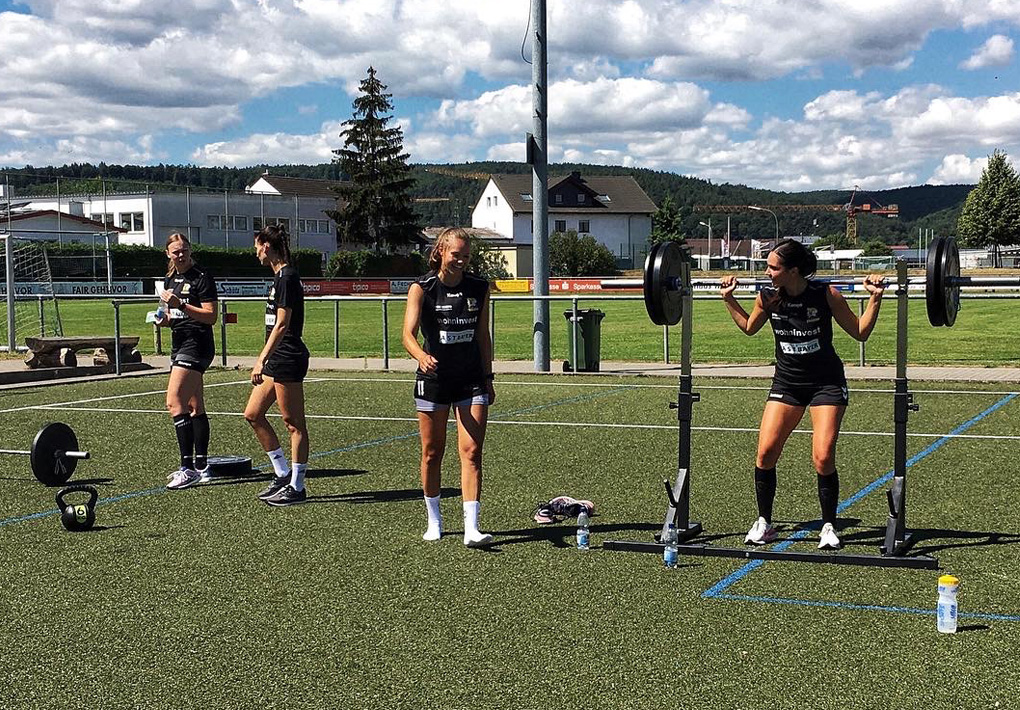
[533,495,595,524]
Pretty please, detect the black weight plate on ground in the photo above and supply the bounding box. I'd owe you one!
[206,455,253,478]
[644,241,684,326]
[925,236,947,326]
[941,237,960,327]
[31,422,78,486]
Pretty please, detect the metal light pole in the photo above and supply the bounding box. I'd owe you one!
[531,0,550,371]
[698,219,712,270]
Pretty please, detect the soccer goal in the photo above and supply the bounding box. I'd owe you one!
[1,234,64,351]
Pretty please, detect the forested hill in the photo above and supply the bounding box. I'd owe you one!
[2,161,972,242]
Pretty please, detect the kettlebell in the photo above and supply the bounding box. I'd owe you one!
[55,484,98,532]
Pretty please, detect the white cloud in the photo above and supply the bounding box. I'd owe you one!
[191,122,342,166]
[928,154,990,184]
[960,34,1015,70]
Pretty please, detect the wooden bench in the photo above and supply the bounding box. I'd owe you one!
[24,336,142,369]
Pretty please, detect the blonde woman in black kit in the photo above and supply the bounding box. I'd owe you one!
[402,227,495,547]
[243,225,311,507]
[156,233,218,490]
[720,239,885,550]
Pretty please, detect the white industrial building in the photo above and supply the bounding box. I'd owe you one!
[5,173,341,255]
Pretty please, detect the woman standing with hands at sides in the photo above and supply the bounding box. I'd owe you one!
[157,233,218,490]
[402,227,496,547]
[243,225,311,507]
[720,239,886,550]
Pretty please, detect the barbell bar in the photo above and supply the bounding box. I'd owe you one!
[628,236,1013,327]
[0,422,90,486]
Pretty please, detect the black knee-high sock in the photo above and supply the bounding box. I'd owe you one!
[754,466,777,523]
[818,470,839,525]
[192,413,210,470]
[172,413,195,470]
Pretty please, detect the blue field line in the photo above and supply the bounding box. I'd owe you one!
[702,392,1019,599]
[713,593,1020,621]
[0,385,633,529]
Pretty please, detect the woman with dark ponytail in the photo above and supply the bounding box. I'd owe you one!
[720,238,886,550]
[156,233,218,490]
[243,225,311,506]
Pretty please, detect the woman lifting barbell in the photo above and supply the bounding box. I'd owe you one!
[156,232,218,490]
[720,239,886,549]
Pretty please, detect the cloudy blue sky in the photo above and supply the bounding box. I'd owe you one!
[1,0,1018,191]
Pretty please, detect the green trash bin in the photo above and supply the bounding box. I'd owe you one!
[563,308,605,372]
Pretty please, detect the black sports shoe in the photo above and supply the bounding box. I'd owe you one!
[265,484,307,507]
[257,476,290,501]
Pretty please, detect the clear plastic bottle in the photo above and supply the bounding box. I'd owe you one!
[576,510,591,551]
[937,574,959,633]
[663,523,678,568]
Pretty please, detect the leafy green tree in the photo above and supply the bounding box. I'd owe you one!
[331,67,419,252]
[957,150,1020,267]
[549,230,618,276]
[812,232,852,250]
[649,194,688,245]
[860,239,893,257]
[467,236,511,280]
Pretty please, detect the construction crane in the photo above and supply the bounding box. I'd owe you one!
[694,186,899,245]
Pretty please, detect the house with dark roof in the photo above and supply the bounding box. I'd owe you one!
[0,208,126,243]
[471,171,657,275]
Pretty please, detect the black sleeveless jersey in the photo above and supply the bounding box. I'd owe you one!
[264,265,308,359]
[163,264,217,350]
[417,271,489,383]
[762,281,845,386]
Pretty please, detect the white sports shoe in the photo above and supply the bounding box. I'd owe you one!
[197,467,213,483]
[423,524,442,542]
[744,516,778,545]
[464,531,494,547]
[818,522,842,550]
[166,468,201,490]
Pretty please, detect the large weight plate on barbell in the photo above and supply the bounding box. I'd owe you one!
[31,422,79,486]
[925,236,947,327]
[644,241,684,326]
[940,237,960,327]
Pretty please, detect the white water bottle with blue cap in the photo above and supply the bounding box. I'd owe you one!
[663,523,678,568]
[937,574,959,633]
[576,510,590,551]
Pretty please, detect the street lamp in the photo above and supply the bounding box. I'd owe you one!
[699,219,712,269]
[748,205,778,275]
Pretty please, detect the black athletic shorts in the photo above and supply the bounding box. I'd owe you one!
[767,381,849,408]
[170,344,214,374]
[413,374,489,411]
[263,353,309,383]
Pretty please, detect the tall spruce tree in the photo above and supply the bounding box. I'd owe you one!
[332,67,419,252]
[957,149,1020,267]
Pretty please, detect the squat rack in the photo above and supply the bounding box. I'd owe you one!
[604,244,939,569]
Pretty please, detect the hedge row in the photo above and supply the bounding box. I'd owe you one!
[44,242,323,278]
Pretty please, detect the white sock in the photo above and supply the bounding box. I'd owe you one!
[463,500,492,546]
[291,462,307,492]
[267,448,288,478]
[423,495,442,541]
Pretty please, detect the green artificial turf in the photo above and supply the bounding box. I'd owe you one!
[1,372,1018,708]
[31,295,1020,366]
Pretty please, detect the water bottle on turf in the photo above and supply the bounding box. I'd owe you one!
[663,523,678,568]
[937,574,959,633]
[576,510,591,551]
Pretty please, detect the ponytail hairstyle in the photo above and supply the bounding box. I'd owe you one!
[255,224,291,264]
[770,238,818,279]
[165,232,191,277]
[428,227,471,272]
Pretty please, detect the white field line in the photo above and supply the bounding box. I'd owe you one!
[0,376,339,416]
[27,404,1020,441]
[285,376,1020,397]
